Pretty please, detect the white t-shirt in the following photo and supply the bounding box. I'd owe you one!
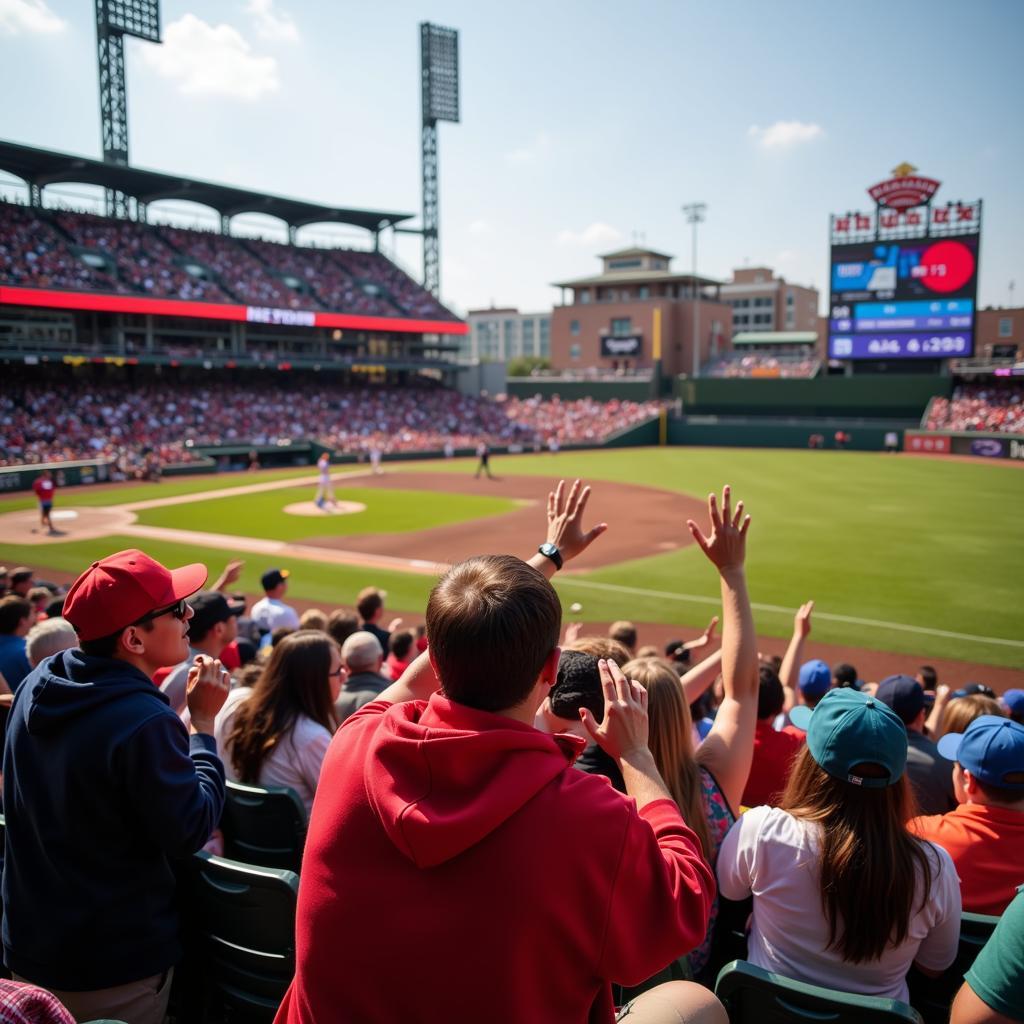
[717,804,960,1002]
[249,596,301,633]
[214,686,332,816]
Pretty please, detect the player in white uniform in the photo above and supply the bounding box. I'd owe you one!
[314,453,336,509]
[370,446,383,475]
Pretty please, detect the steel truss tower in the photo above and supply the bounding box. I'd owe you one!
[420,23,460,297]
[94,0,161,217]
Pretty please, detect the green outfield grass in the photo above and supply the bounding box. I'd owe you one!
[132,485,520,540]
[0,448,1020,668]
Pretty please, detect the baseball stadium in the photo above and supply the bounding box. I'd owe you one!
[0,4,1022,1024]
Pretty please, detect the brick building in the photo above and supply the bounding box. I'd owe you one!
[550,247,730,376]
[975,306,1023,359]
[718,267,819,337]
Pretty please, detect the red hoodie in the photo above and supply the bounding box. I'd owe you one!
[275,693,715,1024]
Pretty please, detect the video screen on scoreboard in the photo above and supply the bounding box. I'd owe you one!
[828,233,978,360]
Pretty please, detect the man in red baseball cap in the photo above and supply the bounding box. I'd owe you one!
[2,549,230,1024]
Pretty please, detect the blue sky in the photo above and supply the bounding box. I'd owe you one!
[1,0,1022,315]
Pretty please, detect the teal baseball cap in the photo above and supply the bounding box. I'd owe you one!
[789,688,908,788]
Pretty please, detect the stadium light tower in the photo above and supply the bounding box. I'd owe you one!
[682,201,707,377]
[94,0,162,218]
[419,23,460,297]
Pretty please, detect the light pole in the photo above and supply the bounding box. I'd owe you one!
[682,202,707,377]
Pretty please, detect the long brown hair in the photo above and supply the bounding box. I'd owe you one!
[624,657,713,860]
[936,694,1003,740]
[780,747,936,963]
[228,629,340,783]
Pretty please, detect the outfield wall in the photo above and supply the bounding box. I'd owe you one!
[505,378,655,402]
[904,430,1024,462]
[675,376,946,419]
[668,417,909,451]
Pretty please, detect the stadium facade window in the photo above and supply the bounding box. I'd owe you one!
[570,320,580,335]
[638,286,649,299]
[999,318,1012,337]
[786,292,794,305]
[570,343,581,361]
[608,258,642,270]
[611,318,632,337]
[578,290,591,304]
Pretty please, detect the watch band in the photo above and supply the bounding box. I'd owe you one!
[538,543,563,570]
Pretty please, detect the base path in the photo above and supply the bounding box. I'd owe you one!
[300,473,703,570]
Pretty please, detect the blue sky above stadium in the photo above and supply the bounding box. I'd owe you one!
[1,0,1021,316]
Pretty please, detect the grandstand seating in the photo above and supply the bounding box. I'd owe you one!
[0,373,663,467]
[221,781,307,874]
[714,960,924,1024]
[0,201,457,321]
[924,382,1024,433]
[183,851,299,1024]
[703,350,819,379]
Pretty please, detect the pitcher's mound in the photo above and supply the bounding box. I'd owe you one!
[284,500,366,517]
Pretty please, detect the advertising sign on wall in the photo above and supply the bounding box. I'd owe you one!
[600,335,642,358]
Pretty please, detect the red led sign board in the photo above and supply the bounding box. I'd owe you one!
[0,286,468,336]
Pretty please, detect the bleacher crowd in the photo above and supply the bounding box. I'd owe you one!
[703,350,819,379]
[0,377,661,468]
[0,480,1021,1024]
[0,202,455,322]
[925,382,1024,435]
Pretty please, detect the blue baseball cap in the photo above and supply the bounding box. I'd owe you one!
[798,659,832,698]
[937,716,1024,792]
[876,675,925,725]
[1002,689,1024,716]
[789,688,907,788]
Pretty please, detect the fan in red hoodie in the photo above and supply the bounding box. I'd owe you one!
[276,480,752,1024]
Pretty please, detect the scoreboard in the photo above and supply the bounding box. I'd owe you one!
[828,234,979,360]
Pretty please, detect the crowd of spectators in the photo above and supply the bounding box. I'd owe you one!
[1,482,1021,1024]
[704,349,819,378]
[925,382,1024,434]
[498,394,661,445]
[0,201,456,321]
[0,376,663,467]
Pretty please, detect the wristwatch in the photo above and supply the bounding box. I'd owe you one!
[538,542,563,570]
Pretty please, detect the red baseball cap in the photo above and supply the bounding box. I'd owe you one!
[63,549,208,642]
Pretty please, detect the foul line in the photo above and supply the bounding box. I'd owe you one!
[555,577,1024,651]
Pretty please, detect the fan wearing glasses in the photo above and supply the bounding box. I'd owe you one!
[1,548,230,1024]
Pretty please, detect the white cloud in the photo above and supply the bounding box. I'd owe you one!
[245,0,299,42]
[556,222,623,247]
[141,13,279,100]
[0,0,66,35]
[467,219,492,237]
[748,120,823,149]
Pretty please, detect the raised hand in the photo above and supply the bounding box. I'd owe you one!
[564,621,584,646]
[793,600,814,639]
[686,485,750,574]
[684,615,719,651]
[186,655,231,734]
[212,558,245,592]
[578,659,650,763]
[546,478,608,564]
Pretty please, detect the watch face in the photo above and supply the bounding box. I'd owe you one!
[540,543,557,556]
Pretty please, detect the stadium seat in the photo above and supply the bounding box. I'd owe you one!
[220,780,307,873]
[183,850,299,1023]
[906,911,1001,1024]
[714,960,924,1024]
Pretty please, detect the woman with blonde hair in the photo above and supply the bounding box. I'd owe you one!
[717,688,961,1000]
[619,485,759,976]
[935,693,1004,741]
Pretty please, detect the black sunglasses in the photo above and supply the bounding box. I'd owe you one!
[133,598,189,626]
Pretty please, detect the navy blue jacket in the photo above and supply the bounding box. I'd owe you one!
[1,649,225,989]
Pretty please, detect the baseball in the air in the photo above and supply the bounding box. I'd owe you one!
[569,602,583,613]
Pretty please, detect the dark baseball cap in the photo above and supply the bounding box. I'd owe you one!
[876,675,925,725]
[261,567,290,590]
[188,591,246,641]
[798,659,832,698]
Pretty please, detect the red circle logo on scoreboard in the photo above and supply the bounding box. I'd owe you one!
[918,240,975,294]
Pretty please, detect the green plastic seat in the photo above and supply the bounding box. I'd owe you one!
[185,850,299,1024]
[715,959,923,1024]
[220,780,307,873]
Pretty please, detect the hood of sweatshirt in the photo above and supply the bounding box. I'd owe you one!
[364,693,585,868]
[22,648,166,736]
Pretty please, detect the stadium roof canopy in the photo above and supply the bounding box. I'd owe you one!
[0,139,412,233]
[552,268,721,288]
[732,331,818,345]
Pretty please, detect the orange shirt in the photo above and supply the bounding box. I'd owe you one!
[742,718,805,808]
[911,803,1024,916]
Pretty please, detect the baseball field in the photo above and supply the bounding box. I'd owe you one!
[0,447,1020,684]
